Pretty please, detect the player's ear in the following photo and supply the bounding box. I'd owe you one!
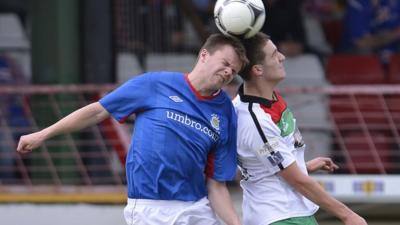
[252,64,263,76]
[199,49,209,62]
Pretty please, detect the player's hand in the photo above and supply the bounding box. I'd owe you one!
[16,131,46,154]
[343,212,368,225]
[306,157,339,173]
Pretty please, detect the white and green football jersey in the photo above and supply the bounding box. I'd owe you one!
[234,87,318,225]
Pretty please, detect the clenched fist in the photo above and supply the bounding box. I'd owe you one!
[17,131,46,154]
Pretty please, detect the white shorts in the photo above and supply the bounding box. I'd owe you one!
[123,197,220,225]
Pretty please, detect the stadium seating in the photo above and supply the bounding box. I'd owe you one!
[342,130,393,174]
[330,95,390,128]
[326,54,386,84]
[0,13,29,50]
[280,54,326,86]
[146,53,196,73]
[388,54,400,83]
[303,16,332,55]
[326,53,396,173]
[330,93,397,174]
[321,19,343,51]
[0,13,31,80]
[116,52,143,82]
[280,54,332,160]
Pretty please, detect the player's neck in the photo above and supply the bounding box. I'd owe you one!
[187,72,218,96]
[243,80,275,100]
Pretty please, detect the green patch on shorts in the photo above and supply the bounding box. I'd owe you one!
[270,215,319,225]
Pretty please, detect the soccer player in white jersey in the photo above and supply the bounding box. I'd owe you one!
[234,32,368,225]
[16,34,248,225]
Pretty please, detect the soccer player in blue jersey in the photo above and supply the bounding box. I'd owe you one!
[234,32,368,225]
[16,33,248,225]
[341,0,400,62]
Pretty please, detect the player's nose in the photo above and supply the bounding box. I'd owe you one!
[279,52,286,62]
[224,67,233,77]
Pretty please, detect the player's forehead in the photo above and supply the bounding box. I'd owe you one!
[264,40,277,58]
[213,45,242,70]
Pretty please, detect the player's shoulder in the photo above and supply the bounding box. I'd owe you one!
[142,71,184,79]
[232,94,245,108]
[233,95,258,125]
[129,71,184,85]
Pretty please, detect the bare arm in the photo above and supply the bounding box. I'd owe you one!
[17,102,110,153]
[354,27,400,50]
[207,178,242,225]
[279,163,367,225]
[306,157,339,173]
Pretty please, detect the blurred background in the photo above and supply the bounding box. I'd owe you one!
[0,0,400,224]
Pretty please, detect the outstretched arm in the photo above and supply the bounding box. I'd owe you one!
[354,27,400,51]
[17,102,110,153]
[207,178,242,225]
[306,157,339,173]
[279,163,367,225]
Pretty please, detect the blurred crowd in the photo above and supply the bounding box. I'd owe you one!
[1,0,399,66]
[118,0,400,66]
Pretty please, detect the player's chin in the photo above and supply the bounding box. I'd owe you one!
[213,78,226,89]
[278,71,286,80]
[220,81,231,90]
[222,76,233,85]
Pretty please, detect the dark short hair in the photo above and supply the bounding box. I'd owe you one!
[240,32,270,81]
[201,33,249,72]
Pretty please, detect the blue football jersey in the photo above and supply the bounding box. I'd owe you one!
[99,72,237,201]
[341,0,400,53]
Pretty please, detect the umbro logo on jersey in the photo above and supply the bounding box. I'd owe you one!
[169,96,183,102]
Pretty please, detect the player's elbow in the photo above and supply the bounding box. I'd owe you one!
[279,164,313,190]
[90,102,110,122]
[288,176,314,192]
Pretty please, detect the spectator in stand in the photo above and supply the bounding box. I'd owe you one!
[121,0,185,70]
[192,0,215,32]
[302,0,345,52]
[130,0,184,53]
[262,0,329,59]
[303,0,345,21]
[340,0,400,63]
[262,0,307,58]
[155,0,185,52]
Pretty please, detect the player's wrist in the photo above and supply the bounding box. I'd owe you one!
[227,218,242,225]
[39,128,52,141]
[338,207,356,222]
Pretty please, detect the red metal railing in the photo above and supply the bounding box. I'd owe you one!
[0,84,399,196]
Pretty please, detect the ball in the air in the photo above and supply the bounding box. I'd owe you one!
[214,0,266,39]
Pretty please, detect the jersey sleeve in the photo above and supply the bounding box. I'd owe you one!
[205,105,238,181]
[251,116,296,175]
[99,72,156,122]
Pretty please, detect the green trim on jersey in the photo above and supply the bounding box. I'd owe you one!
[270,216,319,225]
[276,108,295,137]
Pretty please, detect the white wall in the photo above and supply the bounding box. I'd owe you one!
[0,204,126,225]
